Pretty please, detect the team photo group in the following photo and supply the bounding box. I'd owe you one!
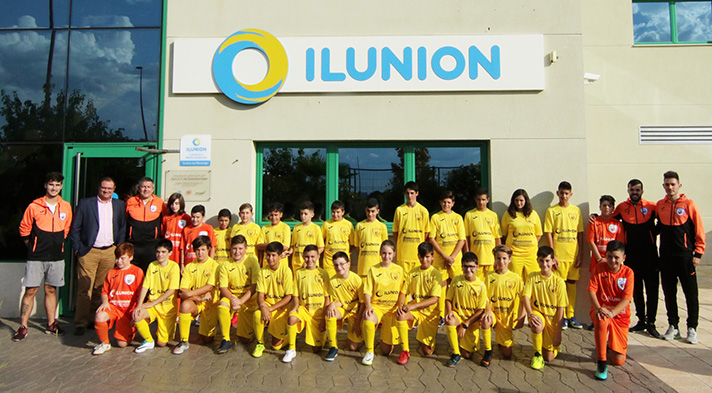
[14,170,704,382]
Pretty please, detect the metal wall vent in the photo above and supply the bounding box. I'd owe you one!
[639,125,712,144]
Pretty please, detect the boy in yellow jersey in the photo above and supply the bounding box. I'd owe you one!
[282,245,330,363]
[173,236,220,355]
[324,252,364,361]
[260,202,292,267]
[464,188,502,281]
[290,201,324,275]
[213,208,233,264]
[523,246,568,370]
[393,181,430,273]
[132,239,180,353]
[544,181,584,329]
[481,244,525,364]
[395,242,442,365]
[215,235,261,354]
[231,203,265,259]
[252,241,294,357]
[352,198,388,277]
[321,200,354,277]
[444,252,488,367]
[361,240,404,366]
[429,190,466,320]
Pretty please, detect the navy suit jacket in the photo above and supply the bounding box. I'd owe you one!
[70,197,126,257]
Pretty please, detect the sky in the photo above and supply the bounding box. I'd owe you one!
[633,2,712,43]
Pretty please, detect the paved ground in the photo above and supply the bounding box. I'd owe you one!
[1,266,710,392]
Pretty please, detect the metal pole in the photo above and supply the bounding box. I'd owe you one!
[136,66,148,141]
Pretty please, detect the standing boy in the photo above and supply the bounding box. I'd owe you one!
[352,198,389,277]
[253,241,294,357]
[393,182,430,274]
[587,195,624,273]
[231,203,265,259]
[324,251,364,361]
[588,240,634,380]
[395,242,443,365]
[290,201,324,275]
[544,181,584,329]
[132,239,180,353]
[15,172,73,341]
[523,246,568,370]
[92,243,144,355]
[180,205,217,271]
[464,188,501,281]
[213,208,233,263]
[321,200,354,277]
[260,202,292,267]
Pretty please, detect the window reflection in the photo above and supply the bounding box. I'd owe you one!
[633,2,672,43]
[415,147,482,216]
[71,0,162,28]
[676,2,712,42]
[339,147,399,222]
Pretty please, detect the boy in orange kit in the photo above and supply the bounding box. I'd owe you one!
[180,205,217,272]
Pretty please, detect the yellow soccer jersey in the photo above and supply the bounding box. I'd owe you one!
[321,219,354,266]
[256,263,294,307]
[293,267,330,315]
[393,203,430,268]
[446,275,487,320]
[352,219,389,276]
[501,211,542,258]
[429,211,466,270]
[291,222,325,269]
[523,272,568,320]
[143,260,180,315]
[364,263,404,313]
[485,270,523,319]
[261,221,291,266]
[213,227,232,263]
[180,257,220,305]
[231,222,265,258]
[328,273,363,315]
[464,208,501,266]
[544,204,583,262]
[402,265,442,315]
[218,255,261,309]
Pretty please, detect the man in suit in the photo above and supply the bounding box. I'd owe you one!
[70,177,126,336]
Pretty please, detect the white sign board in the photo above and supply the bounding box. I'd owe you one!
[180,135,211,166]
[165,170,211,201]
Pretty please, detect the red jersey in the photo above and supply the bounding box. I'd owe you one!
[588,263,633,319]
[180,223,217,264]
[163,212,190,263]
[587,217,625,272]
[102,264,144,313]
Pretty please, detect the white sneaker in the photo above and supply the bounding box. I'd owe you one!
[135,340,155,353]
[173,341,190,355]
[282,349,297,363]
[92,342,112,356]
[362,351,375,366]
[662,325,680,341]
[687,327,699,344]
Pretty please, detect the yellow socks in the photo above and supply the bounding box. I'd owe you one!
[178,313,193,342]
[218,305,232,341]
[439,286,447,317]
[397,320,410,352]
[363,320,376,352]
[482,327,492,351]
[326,317,338,348]
[253,310,265,344]
[532,331,543,355]
[135,319,153,342]
[566,282,577,319]
[287,324,297,350]
[445,325,460,355]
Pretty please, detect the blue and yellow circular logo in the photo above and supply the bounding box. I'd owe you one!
[212,29,288,105]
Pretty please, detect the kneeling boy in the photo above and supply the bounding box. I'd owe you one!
[589,240,633,380]
[324,251,364,361]
[132,239,180,353]
[93,243,145,355]
[444,252,488,367]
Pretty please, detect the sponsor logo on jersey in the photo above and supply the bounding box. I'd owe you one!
[150,205,157,212]
[178,219,187,228]
[617,278,627,290]
[640,207,648,215]
[676,208,685,216]
[124,274,136,286]
[608,224,619,233]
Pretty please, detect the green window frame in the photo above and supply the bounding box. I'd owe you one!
[255,141,490,232]
[633,1,712,45]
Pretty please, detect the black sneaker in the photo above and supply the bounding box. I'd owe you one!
[480,350,493,367]
[447,354,461,367]
[325,347,338,361]
[45,321,65,336]
[216,339,232,354]
[629,321,647,332]
[646,324,661,339]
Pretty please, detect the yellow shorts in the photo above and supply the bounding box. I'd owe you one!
[492,312,516,347]
[290,306,326,347]
[147,307,177,344]
[334,307,364,343]
[372,307,399,345]
[218,297,257,340]
[555,260,579,281]
[255,307,290,341]
[405,309,439,347]
[450,313,482,352]
[195,301,218,337]
[510,255,539,282]
[397,260,418,275]
[532,310,560,353]
[476,265,493,282]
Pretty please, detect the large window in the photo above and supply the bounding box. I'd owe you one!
[633,1,712,44]
[257,143,488,228]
